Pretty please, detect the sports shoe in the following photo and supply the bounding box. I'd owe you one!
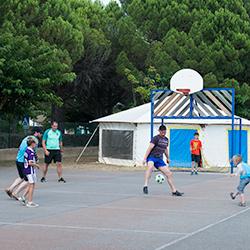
[26,202,39,208]
[190,172,194,175]
[18,196,26,206]
[40,177,47,182]
[172,190,184,196]
[238,202,246,207]
[58,177,66,183]
[195,171,198,175]
[143,186,148,194]
[5,189,12,198]
[230,192,236,200]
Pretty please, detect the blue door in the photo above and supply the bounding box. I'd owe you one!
[228,130,248,162]
[169,129,197,167]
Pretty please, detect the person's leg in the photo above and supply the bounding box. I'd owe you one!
[43,164,49,178]
[159,166,176,193]
[27,183,34,203]
[231,179,248,204]
[191,154,195,175]
[191,162,194,174]
[239,193,246,204]
[6,177,23,193]
[144,161,154,187]
[41,163,49,182]
[57,162,62,179]
[194,160,198,174]
[12,181,28,198]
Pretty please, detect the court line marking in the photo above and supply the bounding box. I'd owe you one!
[0,221,187,235]
[154,207,250,250]
[35,189,235,201]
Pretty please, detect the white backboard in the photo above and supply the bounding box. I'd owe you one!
[170,69,203,95]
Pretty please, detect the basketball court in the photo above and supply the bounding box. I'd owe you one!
[0,166,249,250]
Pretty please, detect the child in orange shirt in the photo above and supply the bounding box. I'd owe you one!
[190,132,202,175]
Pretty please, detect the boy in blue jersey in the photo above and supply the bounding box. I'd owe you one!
[230,155,250,207]
[41,121,66,183]
[143,125,183,196]
[24,138,40,207]
[5,127,42,200]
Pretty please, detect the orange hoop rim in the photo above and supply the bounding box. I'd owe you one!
[176,88,191,96]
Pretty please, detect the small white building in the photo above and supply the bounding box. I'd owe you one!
[93,103,250,168]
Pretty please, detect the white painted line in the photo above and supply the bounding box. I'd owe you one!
[154,207,250,250]
[0,221,187,235]
[35,189,233,201]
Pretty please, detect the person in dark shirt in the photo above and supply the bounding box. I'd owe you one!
[143,125,183,196]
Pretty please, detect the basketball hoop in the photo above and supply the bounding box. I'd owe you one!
[176,89,190,96]
[170,69,203,95]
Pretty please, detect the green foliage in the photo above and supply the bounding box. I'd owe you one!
[1,0,250,120]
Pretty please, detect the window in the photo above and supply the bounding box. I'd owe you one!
[102,130,133,160]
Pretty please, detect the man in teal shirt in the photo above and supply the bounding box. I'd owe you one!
[41,121,66,183]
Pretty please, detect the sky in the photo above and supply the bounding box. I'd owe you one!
[100,0,120,6]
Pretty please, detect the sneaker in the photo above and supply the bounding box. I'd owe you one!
[40,177,47,183]
[195,171,198,175]
[172,190,184,196]
[143,186,148,194]
[58,177,66,183]
[230,192,236,200]
[18,196,26,206]
[5,189,12,198]
[26,202,39,208]
[190,172,194,175]
[238,202,246,207]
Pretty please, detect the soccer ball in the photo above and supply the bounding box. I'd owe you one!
[155,174,165,184]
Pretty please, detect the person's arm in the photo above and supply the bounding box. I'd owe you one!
[231,163,243,177]
[59,131,63,152]
[42,130,49,156]
[143,143,155,164]
[28,160,40,169]
[190,141,193,153]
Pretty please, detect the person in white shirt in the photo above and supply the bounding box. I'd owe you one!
[230,155,250,207]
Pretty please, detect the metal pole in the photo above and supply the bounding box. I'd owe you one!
[230,88,235,173]
[75,125,99,163]
[150,90,154,140]
[190,94,194,118]
[239,118,242,155]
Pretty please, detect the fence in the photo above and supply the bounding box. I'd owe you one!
[0,119,99,149]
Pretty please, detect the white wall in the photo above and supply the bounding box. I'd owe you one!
[99,122,250,167]
[202,125,229,167]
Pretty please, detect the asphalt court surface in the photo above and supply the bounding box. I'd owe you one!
[0,166,249,250]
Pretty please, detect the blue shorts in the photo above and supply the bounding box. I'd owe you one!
[147,157,166,169]
[237,178,250,193]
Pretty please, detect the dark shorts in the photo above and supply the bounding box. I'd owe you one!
[147,157,166,169]
[191,154,201,163]
[237,178,250,193]
[16,161,28,181]
[45,150,62,164]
